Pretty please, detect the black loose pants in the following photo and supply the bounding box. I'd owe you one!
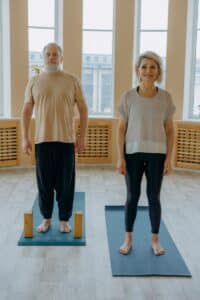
[35,142,75,221]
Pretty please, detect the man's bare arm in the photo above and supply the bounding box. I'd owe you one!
[76,100,88,153]
[21,102,34,155]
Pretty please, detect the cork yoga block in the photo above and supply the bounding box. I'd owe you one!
[24,211,33,238]
[73,211,83,238]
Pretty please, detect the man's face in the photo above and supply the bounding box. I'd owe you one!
[43,46,63,65]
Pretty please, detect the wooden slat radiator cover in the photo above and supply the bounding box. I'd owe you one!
[0,120,19,167]
[175,121,200,170]
[76,119,112,163]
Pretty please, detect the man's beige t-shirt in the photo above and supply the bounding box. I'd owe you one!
[24,71,85,144]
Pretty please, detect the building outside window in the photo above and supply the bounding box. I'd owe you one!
[134,0,169,85]
[28,0,59,77]
[82,0,114,117]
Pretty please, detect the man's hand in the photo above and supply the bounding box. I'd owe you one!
[75,136,86,154]
[117,158,126,175]
[22,138,32,155]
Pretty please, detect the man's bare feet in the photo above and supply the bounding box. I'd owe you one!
[119,232,132,255]
[37,219,51,233]
[151,234,165,256]
[60,221,71,233]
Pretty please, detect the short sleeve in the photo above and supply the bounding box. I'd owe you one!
[118,92,128,120]
[74,78,86,104]
[165,92,176,120]
[24,77,35,104]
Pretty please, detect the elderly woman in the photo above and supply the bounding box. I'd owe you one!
[117,51,175,255]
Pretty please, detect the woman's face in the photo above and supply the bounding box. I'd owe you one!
[137,58,159,83]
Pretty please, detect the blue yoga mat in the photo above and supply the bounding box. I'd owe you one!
[18,192,86,246]
[105,206,191,277]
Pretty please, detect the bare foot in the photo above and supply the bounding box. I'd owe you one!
[119,242,132,255]
[119,232,132,255]
[151,234,165,256]
[60,221,71,233]
[37,219,51,233]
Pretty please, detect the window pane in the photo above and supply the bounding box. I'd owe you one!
[100,70,113,113]
[194,31,200,116]
[198,0,200,29]
[29,28,54,52]
[82,54,113,115]
[28,0,55,27]
[83,31,113,55]
[140,32,167,57]
[0,1,3,116]
[82,0,114,116]
[141,0,169,30]
[82,68,94,113]
[83,0,113,30]
[29,51,43,77]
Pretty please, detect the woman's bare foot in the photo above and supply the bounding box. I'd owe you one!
[60,221,71,233]
[119,232,132,255]
[37,219,51,233]
[151,234,165,256]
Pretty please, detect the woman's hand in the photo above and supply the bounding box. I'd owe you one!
[117,158,126,175]
[163,157,172,175]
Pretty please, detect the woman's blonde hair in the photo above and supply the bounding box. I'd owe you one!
[135,51,163,83]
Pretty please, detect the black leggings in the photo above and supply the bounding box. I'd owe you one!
[124,152,165,234]
[35,142,75,221]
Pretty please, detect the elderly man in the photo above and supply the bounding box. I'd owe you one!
[21,42,88,233]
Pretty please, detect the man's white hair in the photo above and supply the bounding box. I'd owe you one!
[42,42,63,55]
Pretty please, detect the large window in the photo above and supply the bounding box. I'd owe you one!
[194,1,200,118]
[134,0,169,85]
[184,0,200,119]
[190,0,200,118]
[82,0,114,117]
[0,0,3,116]
[28,0,60,76]
[0,0,10,117]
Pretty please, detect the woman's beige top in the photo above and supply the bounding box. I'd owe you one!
[118,87,176,154]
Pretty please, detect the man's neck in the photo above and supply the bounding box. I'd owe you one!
[43,63,61,73]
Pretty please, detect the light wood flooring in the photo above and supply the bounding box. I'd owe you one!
[0,166,199,300]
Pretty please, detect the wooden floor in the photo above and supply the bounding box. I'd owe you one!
[0,166,199,300]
